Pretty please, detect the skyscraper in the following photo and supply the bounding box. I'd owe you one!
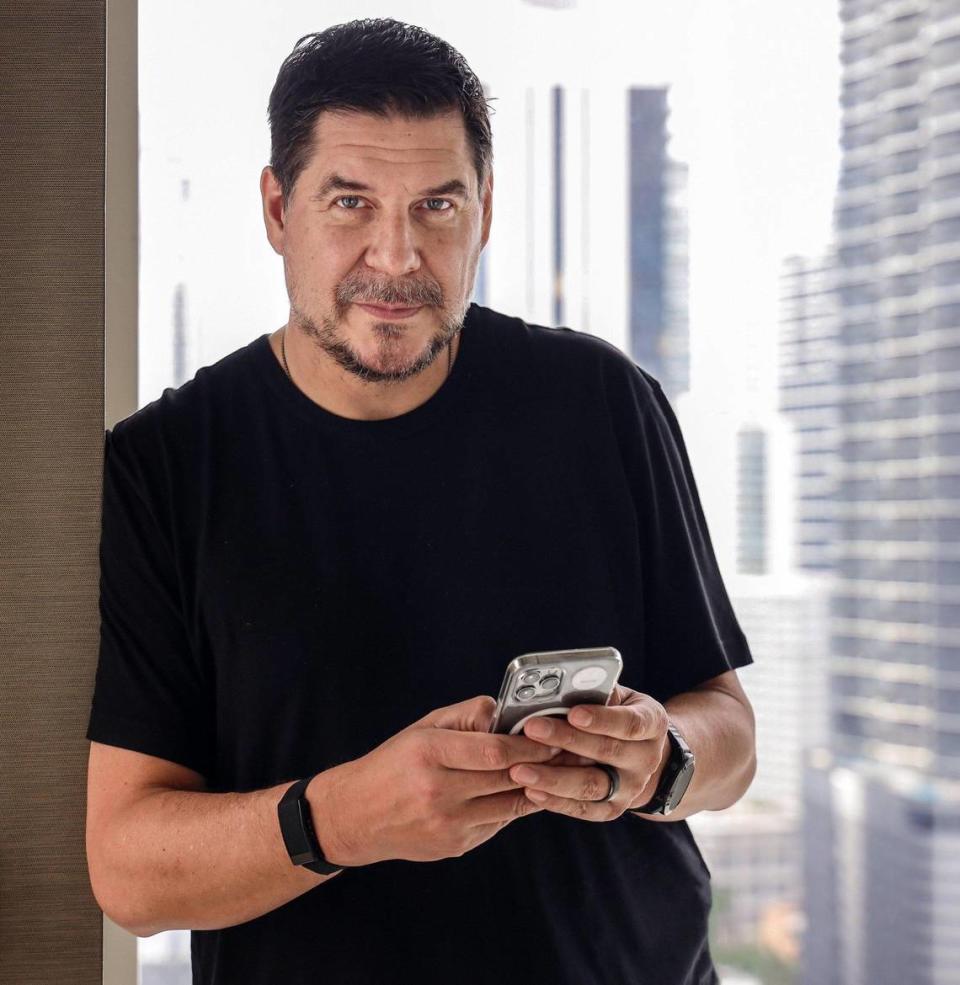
[801,3,960,982]
[628,88,691,401]
[779,254,841,574]
[737,425,769,575]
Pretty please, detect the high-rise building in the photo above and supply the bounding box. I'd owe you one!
[628,88,690,402]
[832,0,960,788]
[779,254,841,574]
[737,426,769,575]
[663,158,691,399]
[801,3,960,982]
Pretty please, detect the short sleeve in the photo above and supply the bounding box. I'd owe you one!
[631,374,754,704]
[85,425,215,780]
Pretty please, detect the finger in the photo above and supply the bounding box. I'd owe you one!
[444,764,544,800]
[508,763,616,804]
[565,698,666,742]
[521,787,620,823]
[608,683,634,706]
[413,694,497,733]
[520,714,636,766]
[461,788,547,826]
[546,750,597,768]
[452,748,596,798]
[426,728,562,771]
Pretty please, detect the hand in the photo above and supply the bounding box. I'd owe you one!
[311,695,561,867]
[507,684,671,821]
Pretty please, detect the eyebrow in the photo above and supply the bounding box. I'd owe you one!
[312,173,470,201]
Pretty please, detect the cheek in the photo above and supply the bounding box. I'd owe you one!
[304,231,353,268]
[288,235,355,290]
[430,234,475,280]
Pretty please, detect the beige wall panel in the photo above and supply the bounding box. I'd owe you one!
[1,0,139,981]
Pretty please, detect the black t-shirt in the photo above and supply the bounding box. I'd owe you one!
[86,302,753,985]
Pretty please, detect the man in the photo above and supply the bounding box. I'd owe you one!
[85,17,756,985]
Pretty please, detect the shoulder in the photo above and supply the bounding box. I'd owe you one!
[109,336,263,450]
[472,303,663,411]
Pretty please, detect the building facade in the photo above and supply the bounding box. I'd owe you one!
[801,2,960,982]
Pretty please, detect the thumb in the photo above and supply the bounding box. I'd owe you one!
[411,695,497,734]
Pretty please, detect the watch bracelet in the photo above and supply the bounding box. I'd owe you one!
[627,723,690,815]
[278,774,346,874]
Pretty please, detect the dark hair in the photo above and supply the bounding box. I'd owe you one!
[267,18,495,207]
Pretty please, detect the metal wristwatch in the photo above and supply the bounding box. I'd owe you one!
[629,722,696,816]
[277,774,345,875]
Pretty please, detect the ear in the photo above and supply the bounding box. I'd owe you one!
[260,166,286,256]
[480,169,493,249]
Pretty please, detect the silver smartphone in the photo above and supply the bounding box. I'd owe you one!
[488,646,623,735]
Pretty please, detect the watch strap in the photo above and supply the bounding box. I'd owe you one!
[278,774,345,874]
[628,722,693,816]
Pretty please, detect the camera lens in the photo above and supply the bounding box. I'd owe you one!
[539,675,560,693]
[516,686,537,701]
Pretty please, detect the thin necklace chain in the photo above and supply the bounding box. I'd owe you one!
[280,326,453,383]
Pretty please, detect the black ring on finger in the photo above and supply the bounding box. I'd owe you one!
[595,763,620,802]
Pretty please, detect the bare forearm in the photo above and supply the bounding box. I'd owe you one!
[98,772,343,936]
[639,685,757,823]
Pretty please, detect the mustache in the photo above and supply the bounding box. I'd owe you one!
[336,273,444,309]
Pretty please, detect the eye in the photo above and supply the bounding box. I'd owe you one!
[422,198,453,213]
[335,195,367,209]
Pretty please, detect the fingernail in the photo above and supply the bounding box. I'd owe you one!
[526,789,548,802]
[514,766,539,784]
[549,747,562,757]
[570,707,592,726]
[525,718,551,737]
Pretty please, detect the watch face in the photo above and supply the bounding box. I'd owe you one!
[665,762,695,811]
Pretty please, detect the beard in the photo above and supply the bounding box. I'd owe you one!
[289,268,470,385]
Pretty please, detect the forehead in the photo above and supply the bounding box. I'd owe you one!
[306,109,472,173]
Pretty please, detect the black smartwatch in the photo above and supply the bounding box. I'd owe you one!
[277,774,346,875]
[629,722,695,816]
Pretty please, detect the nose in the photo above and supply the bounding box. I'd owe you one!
[363,210,421,279]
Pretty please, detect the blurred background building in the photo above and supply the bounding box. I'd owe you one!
[779,253,840,576]
[797,1,960,983]
[628,87,691,402]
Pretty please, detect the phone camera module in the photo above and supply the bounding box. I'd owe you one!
[539,675,561,693]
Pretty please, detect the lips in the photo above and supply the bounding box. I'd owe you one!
[356,303,423,319]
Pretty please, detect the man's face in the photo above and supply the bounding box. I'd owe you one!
[261,108,492,384]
